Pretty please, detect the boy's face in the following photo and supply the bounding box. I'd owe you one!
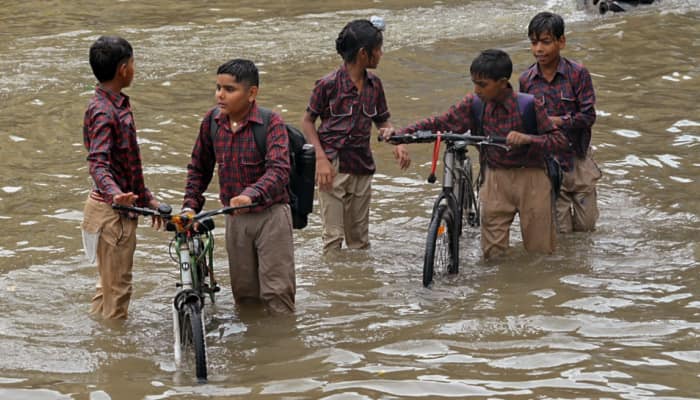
[471,74,509,102]
[215,74,257,118]
[529,32,565,67]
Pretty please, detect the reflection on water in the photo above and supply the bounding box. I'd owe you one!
[0,0,699,398]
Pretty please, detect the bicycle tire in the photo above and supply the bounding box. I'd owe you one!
[180,300,207,382]
[423,204,458,287]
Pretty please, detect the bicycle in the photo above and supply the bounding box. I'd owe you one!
[383,131,507,287]
[111,202,255,383]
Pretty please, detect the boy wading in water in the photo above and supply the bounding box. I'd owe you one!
[520,12,601,233]
[301,18,410,254]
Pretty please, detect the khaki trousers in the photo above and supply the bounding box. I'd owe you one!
[318,159,372,252]
[82,197,137,320]
[225,203,296,314]
[480,167,556,259]
[557,152,602,233]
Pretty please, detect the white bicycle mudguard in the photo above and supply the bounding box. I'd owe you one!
[172,303,182,365]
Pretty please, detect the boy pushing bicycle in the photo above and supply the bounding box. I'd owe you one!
[382,49,568,259]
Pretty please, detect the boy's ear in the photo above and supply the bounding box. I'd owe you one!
[559,35,567,49]
[247,85,259,103]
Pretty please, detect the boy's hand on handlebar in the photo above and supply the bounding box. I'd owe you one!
[316,157,336,192]
[229,195,253,215]
[506,131,533,147]
[393,144,411,170]
[378,127,396,141]
[114,192,139,218]
[114,192,138,206]
[148,198,164,231]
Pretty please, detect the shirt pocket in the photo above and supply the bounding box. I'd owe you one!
[240,156,266,186]
[327,95,354,132]
[558,86,578,113]
[351,103,376,137]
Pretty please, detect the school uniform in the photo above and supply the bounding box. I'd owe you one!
[306,64,390,252]
[399,88,568,258]
[520,57,602,232]
[82,85,154,319]
[184,102,295,313]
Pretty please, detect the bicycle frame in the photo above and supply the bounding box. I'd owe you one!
[110,202,256,381]
[430,140,474,234]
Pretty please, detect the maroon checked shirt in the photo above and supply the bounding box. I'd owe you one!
[183,102,290,213]
[399,87,568,170]
[83,85,153,207]
[519,57,596,168]
[306,64,390,175]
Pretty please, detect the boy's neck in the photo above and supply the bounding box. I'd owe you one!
[345,62,366,90]
[538,56,562,81]
[99,80,125,95]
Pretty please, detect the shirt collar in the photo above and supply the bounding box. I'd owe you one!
[533,56,568,80]
[214,100,261,129]
[338,63,376,92]
[96,85,129,108]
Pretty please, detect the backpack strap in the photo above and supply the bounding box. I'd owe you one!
[471,95,486,136]
[516,93,537,135]
[209,106,272,157]
[251,107,272,158]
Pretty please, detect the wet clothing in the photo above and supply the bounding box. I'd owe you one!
[400,89,567,170]
[83,197,137,319]
[83,85,153,207]
[318,158,372,252]
[184,102,295,313]
[306,64,390,175]
[225,203,295,314]
[481,168,555,258]
[82,85,152,319]
[183,103,290,213]
[520,57,600,232]
[556,153,602,232]
[400,88,567,257]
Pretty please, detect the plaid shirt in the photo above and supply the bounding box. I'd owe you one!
[400,88,567,169]
[306,64,390,175]
[519,57,596,168]
[183,102,290,213]
[83,85,153,207]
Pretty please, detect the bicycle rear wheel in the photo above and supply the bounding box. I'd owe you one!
[179,300,207,382]
[423,204,458,287]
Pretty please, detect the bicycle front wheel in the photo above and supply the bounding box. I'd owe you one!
[179,300,207,382]
[423,204,458,287]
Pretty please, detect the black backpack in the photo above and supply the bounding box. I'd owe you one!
[209,107,316,229]
[471,93,562,197]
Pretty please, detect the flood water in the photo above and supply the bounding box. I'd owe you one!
[1,0,699,399]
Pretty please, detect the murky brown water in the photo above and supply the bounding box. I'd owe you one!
[1,0,699,399]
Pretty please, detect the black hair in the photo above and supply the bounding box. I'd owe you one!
[335,19,383,63]
[469,49,512,81]
[217,58,259,87]
[89,36,133,83]
[528,12,565,40]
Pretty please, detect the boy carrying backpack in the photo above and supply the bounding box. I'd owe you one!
[182,59,306,315]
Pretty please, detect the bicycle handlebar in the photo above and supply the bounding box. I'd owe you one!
[379,130,507,146]
[111,203,258,232]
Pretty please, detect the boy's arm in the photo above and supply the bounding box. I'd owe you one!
[183,114,216,213]
[400,95,474,135]
[86,112,123,205]
[563,67,596,131]
[240,115,290,204]
[517,100,569,158]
